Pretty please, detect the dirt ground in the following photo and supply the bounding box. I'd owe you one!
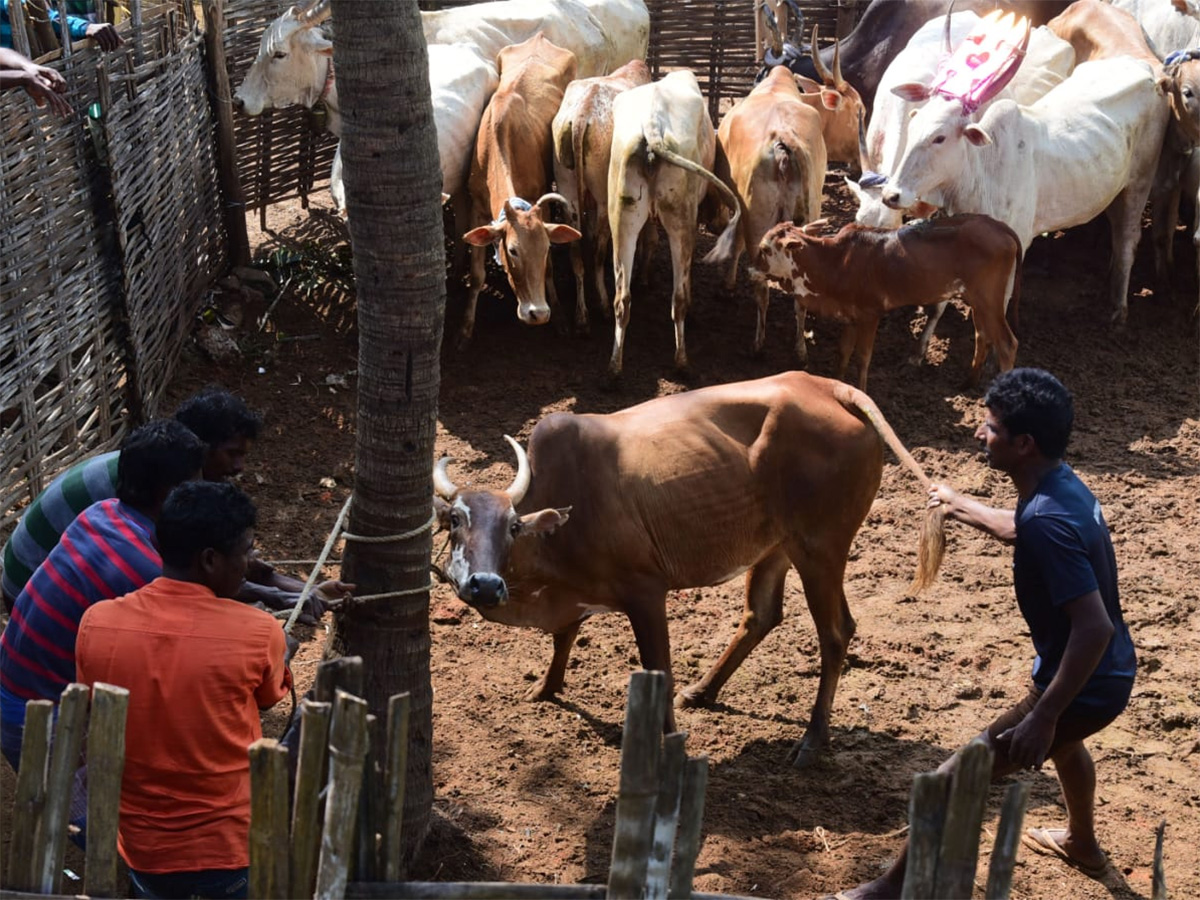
[3,168,1199,899]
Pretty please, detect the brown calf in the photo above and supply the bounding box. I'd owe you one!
[461,33,582,346]
[753,215,1022,389]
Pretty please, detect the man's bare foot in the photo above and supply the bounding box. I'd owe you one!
[1021,826,1108,879]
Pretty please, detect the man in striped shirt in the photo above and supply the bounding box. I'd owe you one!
[2,388,262,613]
[0,419,205,770]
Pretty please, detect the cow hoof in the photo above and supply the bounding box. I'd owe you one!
[1110,306,1128,329]
[523,681,560,702]
[674,685,714,709]
[455,330,474,352]
[787,740,830,770]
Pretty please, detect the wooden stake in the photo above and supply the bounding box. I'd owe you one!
[315,656,365,704]
[1152,818,1168,900]
[984,780,1029,900]
[382,692,411,882]
[667,756,709,900]
[84,683,129,898]
[316,690,369,900]
[607,670,666,898]
[901,770,950,899]
[38,684,89,895]
[934,739,993,899]
[249,738,291,900]
[646,732,687,899]
[7,701,53,892]
[291,700,332,900]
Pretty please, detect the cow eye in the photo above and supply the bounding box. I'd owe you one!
[1186,87,1195,99]
[272,50,288,60]
[509,521,522,537]
[449,512,460,529]
[932,135,945,145]
[507,243,519,259]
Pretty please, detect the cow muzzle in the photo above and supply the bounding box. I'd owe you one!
[461,572,508,608]
[517,301,551,326]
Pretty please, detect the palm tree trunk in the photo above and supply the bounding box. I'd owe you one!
[328,0,444,867]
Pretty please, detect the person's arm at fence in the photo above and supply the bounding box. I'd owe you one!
[2,0,122,51]
[0,46,70,116]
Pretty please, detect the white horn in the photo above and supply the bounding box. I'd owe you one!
[433,457,459,499]
[298,0,331,26]
[534,192,569,210]
[503,435,530,504]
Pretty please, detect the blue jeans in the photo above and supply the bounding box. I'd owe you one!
[128,867,249,899]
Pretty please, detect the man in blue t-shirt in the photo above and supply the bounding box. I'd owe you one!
[840,368,1136,899]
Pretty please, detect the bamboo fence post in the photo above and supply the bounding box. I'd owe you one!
[315,689,369,900]
[901,770,951,899]
[983,780,1029,900]
[646,732,687,899]
[7,700,53,892]
[131,0,143,66]
[315,656,365,704]
[837,0,860,40]
[291,699,333,900]
[382,692,411,882]
[38,683,89,895]
[249,738,291,900]
[200,0,251,267]
[667,755,709,900]
[25,0,58,58]
[84,683,129,898]
[7,0,33,59]
[933,739,993,899]
[1152,819,1168,900]
[607,670,667,899]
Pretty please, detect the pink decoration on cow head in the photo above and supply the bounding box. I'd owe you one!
[930,11,1031,113]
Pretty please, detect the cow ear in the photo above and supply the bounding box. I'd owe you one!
[844,176,867,204]
[819,88,842,111]
[433,497,452,529]
[462,224,502,246]
[891,82,930,103]
[963,124,992,147]
[520,506,571,535]
[545,223,582,245]
[793,74,820,94]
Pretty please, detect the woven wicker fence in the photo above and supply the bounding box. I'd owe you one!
[0,1,226,529]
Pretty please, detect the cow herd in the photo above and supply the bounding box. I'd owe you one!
[228,0,1200,759]
[234,0,1200,393]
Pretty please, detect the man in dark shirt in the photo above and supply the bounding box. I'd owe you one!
[839,368,1136,898]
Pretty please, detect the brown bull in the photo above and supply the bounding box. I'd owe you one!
[432,372,945,767]
[753,215,1022,390]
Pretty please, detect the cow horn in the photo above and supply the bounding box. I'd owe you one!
[433,457,459,500]
[810,24,832,86]
[534,192,568,211]
[297,0,331,26]
[503,435,530,505]
[831,27,843,87]
[857,107,870,170]
[943,0,957,57]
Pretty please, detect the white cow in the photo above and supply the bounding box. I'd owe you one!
[607,70,741,376]
[234,0,649,210]
[844,12,1073,362]
[880,56,1167,326]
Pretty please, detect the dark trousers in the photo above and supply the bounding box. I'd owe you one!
[128,867,249,900]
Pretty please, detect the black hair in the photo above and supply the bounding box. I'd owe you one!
[157,481,257,569]
[173,388,262,446]
[983,367,1074,460]
[116,420,206,507]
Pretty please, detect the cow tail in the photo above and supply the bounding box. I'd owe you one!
[576,117,590,227]
[832,382,946,594]
[556,120,575,172]
[652,145,742,265]
[774,140,793,185]
[1007,227,1023,334]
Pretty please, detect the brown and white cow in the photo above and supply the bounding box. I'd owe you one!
[432,372,946,767]
[1047,0,1200,295]
[551,59,652,330]
[460,33,583,346]
[606,70,741,375]
[752,215,1022,390]
[714,65,827,362]
[791,25,865,166]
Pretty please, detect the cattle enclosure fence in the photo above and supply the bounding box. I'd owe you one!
[0,0,855,531]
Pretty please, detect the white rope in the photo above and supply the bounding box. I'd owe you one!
[282,503,440,634]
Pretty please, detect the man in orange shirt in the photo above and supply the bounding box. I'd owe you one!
[76,481,294,899]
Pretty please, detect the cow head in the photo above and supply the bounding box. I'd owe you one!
[432,437,570,609]
[749,220,821,291]
[462,195,581,326]
[1164,53,1200,149]
[879,93,981,213]
[234,0,334,118]
[800,24,864,165]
